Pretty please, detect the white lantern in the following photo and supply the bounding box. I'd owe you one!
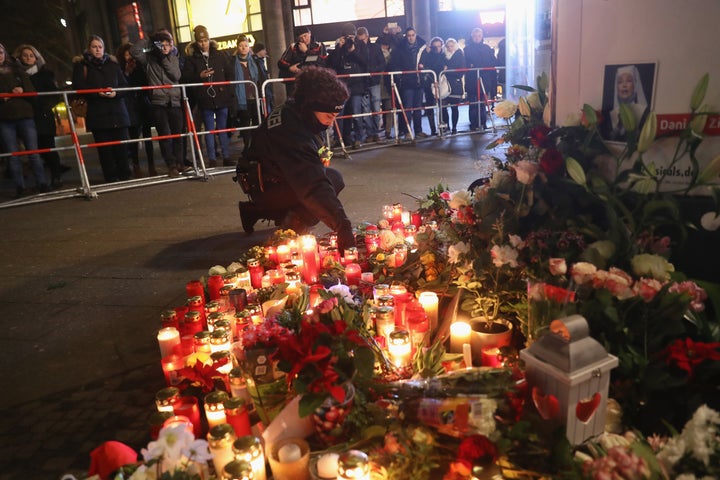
[519,315,618,445]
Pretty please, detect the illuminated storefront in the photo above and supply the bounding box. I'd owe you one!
[171,0,263,49]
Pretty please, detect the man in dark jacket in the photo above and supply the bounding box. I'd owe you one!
[277,27,327,96]
[357,26,386,143]
[237,66,355,254]
[182,25,235,168]
[464,27,497,131]
[328,22,369,148]
[392,27,427,138]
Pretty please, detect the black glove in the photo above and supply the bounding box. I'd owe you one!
[337,225,356,255]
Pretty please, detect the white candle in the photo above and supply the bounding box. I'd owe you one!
[418,292,439,334]
[450,321,472,353]
[278,442,302,463]
[316,453,339,479]
[157,327,180,358]
[463,343,472,368]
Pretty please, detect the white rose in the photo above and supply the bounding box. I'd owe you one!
[448,189,472,209]
[494,100,518,119]
[570,262,597,285]
[587,240,616,260]
[490,244,519,268]
[448,241,470,264]
[631,254,675,281]
[512,160,540,185]
[548,258,567,276]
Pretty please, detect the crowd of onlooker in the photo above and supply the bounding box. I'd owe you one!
[0,21,503,197]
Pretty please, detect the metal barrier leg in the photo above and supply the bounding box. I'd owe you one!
[332,118,351,159]
[392,82,413,143]
[62,93,96,199]
[183,95,208,181]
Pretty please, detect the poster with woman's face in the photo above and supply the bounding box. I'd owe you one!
[600,62,657,142]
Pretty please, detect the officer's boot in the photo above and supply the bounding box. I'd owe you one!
[239,201,264,234]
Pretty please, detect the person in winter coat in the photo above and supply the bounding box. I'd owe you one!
[357,26,386,143]
[14,44,69,188]
[327,22,369,148]
[116,43,156,177]
[72,35,131,183]
[131,31,187,177]
[232,34,264,161]
[251,43,274,115]
[418,36,446,136]
[182,25,235,168]
[391,27,427,138]
[277,26,327,96]
[237,66,355,254]
[443,38,466,135]
[464,27,497,131]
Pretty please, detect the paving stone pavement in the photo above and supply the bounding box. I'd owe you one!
[0,115,496,480]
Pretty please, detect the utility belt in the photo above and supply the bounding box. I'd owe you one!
[235,160,283,194]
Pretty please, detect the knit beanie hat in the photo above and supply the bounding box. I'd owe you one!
[194,25,209,42]
[341,23,357,36]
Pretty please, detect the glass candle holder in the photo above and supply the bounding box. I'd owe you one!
[208,423,238,478]
[229,288,248,312]
[223,460,253,480]
[364,226,380,253]
[204,390,230,429]
[285,271,302,296]
[373,284,390,302]
[337,449,370,480]
[210,328,231,353]
[207,312,224,332]
[208,275,225,300]
[193,330,212,354]
[388,329,412,368]
[161,309,179,330]
[372,306,395,345]
[300,235,320,284]
[158,327,181,358]
[224,398,252,439]
[247,258,264,290]
[235,268,251,290]
[155,386,181,413]
[417,291,439,335]
[276,244,291,264]
[186,279,205,302]
[182,310,203,337]
[391,203,403,224]
[161,353,186,387]
[268,437,310,480]
[344,263,362,286]
[232,435,266,480]
[172,396,202,438]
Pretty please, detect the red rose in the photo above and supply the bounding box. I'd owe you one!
[539,148,564,175]
[530,125,552,148]
[457,434,498,464]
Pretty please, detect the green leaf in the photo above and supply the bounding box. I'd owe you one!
[298,393,324,417]
[511,84,536,93]
[690,73,709,111]
[631,177,656,194]
[353,347,375,379]
[582,104,597,125]
[565,157,587,186]
[696,154,720,185]
[537,72,549,93]
[637,112,657,153]
[619,103,637,133]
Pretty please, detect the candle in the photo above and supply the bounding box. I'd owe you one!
[229,288,248,312]
[403,224,417,245]
[155,387,180,413]
[406,310,429,351]
[360,272,374,284]
[161,353,186,386]
[481,347,503,367]
[343,246,358,263]
[235,268,252,290]
[391,203,403,223]
[450,321,472,353]
[267,269,285,285]
[161,309,179,330]
[345,263,361,286]
[463,343,473,368]
[193,330,212,354]
[300,235,320,284]
[162,414,194,434]
[204,390,230,429]
[157,327,181,359]
[223,460,253,479]
[316,452,339,479]
[364,226,380,253]
[393,244,408,267]
[373,284,390,302]
[388,329,412,368]
[229,367,253,404]
[276,244,291,264]
[233,435,266,480]
[285,271,302,296]
[382,204,393,221]
[268,437,310,480]
[209,328,231,353]
[150,411,174,440]
[411,211,422,228]
[247,258,264,289]
[372,306,395,344]
[173,395,202,438]
[337,450,370,480]
[186,279,205,302]
[265,245,278,264]
[208,275,225,300]
[208,423,238,477]
[261,274,271,288]
[224,398,252,439]
[418,291,439,334]
[401,209,411,225]
[182,310,203,337]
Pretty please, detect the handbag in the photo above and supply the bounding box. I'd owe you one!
[70,98,87,117]
[436,75,451,100]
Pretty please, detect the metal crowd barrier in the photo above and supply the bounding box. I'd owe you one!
[1,66,502,208]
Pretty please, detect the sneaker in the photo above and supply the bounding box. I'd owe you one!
[415,132,429,139]
[168,167,180,178]
[181,165,194,174]
[368,134,380,143]
[451,129,457,135]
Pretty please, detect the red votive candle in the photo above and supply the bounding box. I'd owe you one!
[247,258,264,289]
[345,263,362,286]
[161,353,186,386]
[276,244,291,264]
[411,211,422,228]
[300,235,320,284]
[482,347,503,368]
[186,280,205,302]
[224,397,252,437]
[161,309,179,330]
[207,275,224,301]
[172,396,202,438]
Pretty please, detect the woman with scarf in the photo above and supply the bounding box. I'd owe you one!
[14,44,70,188]
[603,64,649,142]
[233,34,262,159]
[0,43,49,196]
[443,38,466,135]
[182,25,235,168]
[72,35,131,183]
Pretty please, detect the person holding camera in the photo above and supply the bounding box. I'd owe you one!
[236,66,355,255]
[182,25,234,168]
[328,22,369,149]
[277,26,327,96]
[131,30,187,177]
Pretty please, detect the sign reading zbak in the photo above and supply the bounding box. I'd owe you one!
[655,113,720,136]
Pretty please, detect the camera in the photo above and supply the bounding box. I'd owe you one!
[342,36,354,48]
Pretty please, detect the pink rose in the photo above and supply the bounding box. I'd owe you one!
[548,258,567,276]
[632,277,664,303]
[440,191,451,201]
[668,280,708,312]
[604,268,634,299]
[512,160,540,185]
[570,262,597,285]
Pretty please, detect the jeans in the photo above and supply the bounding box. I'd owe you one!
[202,107,229,160]
[0,117,47,189]
[152,105,183,167]
[361,84,382,136]
[399,86,423,135]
